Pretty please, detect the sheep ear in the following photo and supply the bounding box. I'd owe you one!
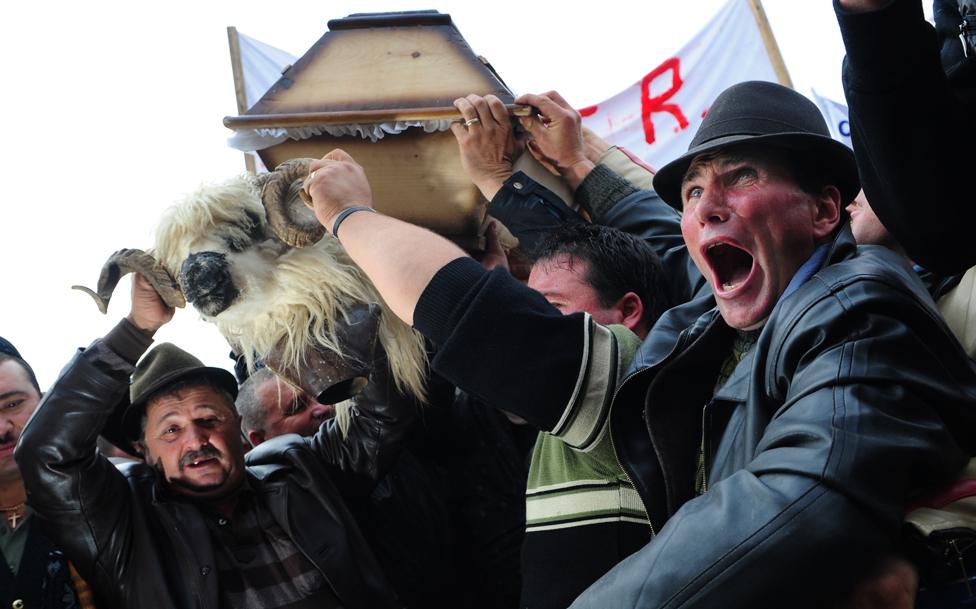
[73,248,185,314]
[261,158,326,248]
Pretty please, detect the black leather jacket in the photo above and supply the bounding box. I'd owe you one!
[414,171,976,608]
[15,320,408,609]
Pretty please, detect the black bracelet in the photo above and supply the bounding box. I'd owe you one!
[332,206,377,237]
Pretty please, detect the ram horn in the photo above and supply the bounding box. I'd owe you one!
[261,158,326,248]
[72,248,186,314]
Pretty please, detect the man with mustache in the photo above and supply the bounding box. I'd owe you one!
[301,81,976,607]
[14,275,410,609]
[1,337,93,609]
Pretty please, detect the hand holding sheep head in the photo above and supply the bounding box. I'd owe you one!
[304,149,374,232]
[127,273,174,335]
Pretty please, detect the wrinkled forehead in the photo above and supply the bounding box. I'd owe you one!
[255,375,302,409]
[146,386,235,422]
[0,359,39,399]
[531,252,588,276]
[682,144,791,186]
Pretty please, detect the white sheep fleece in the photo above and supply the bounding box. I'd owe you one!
[151,174,429,403]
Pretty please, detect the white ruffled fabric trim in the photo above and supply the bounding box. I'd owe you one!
[227,119,455,152]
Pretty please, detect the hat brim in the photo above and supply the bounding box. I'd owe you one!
[651,132,860,210]
[104,365,239,454]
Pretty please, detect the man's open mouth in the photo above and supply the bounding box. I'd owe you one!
[185,457,220,470]
[705,242,755,293]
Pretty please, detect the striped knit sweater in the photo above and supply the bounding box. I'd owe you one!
[521,325,652,609]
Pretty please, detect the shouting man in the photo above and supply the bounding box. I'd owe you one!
[301,80,976,607]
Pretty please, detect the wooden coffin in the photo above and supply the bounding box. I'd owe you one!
[224,11,524,247]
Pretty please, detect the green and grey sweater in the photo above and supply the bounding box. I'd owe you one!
[521,325,652,609]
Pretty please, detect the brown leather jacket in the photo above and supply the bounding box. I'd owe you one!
[15,319,411,609]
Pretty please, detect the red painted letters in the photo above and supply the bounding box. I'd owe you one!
[640,57,689,145]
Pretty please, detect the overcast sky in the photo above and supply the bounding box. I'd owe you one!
[0,0,890,387]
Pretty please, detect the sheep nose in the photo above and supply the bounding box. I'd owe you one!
[179,251,240,317]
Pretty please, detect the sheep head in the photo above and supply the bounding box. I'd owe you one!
[151,167,428,404]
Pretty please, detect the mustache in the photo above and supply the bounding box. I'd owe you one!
[0,432,15,446]
[178,445,223,470]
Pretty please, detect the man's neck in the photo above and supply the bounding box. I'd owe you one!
[0,477,27,509]
[207,493,241,519]
[173,478,247,519]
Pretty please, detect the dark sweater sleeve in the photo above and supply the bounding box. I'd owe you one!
[836,0,976,274]
[414,257,588,431]
[575,164,639,219]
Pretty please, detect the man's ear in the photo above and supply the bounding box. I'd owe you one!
[246,429,265,448]
[133,440,147,458]
[812,185,842,240]
[614,291,646,335]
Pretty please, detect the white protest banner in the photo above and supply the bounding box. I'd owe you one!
[811,89,853,147]
[579,0,786,171]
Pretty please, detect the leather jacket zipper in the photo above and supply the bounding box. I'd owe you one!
[608,404,655,536]
[699,402,710,494]
[606,325,697,534]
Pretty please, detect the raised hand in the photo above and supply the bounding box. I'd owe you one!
[516,91,595,188]
[479,222,510,272]
[450,94,521,200]
[127,272,174,336]
[304,149,374,232]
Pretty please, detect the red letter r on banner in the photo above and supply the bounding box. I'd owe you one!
[641,57,690,145]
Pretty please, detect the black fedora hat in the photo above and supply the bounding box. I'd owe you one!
[652,81,859,209]
[103,343,238,454]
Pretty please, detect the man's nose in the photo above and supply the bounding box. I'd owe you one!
[695,189,729,224]
[184,424,212,449]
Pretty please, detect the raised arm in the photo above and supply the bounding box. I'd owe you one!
[835,0,976,273]
[304,149,467,326]
[305,350,418,483]
[450,91,706,304]
[14,274,171,592]
[304,151,599,430]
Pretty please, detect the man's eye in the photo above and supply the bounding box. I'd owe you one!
[285,396,308,416]
[684,186,703,202]
[163,426,180,436]
[732,168,758,183]
[2,399,24,410]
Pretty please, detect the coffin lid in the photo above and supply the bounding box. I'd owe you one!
[223,10,520,130]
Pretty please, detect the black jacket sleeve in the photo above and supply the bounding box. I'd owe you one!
[14,320,152,588]
[300,351,417,483]
[414,257,588,431]
[837,0,976,274]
